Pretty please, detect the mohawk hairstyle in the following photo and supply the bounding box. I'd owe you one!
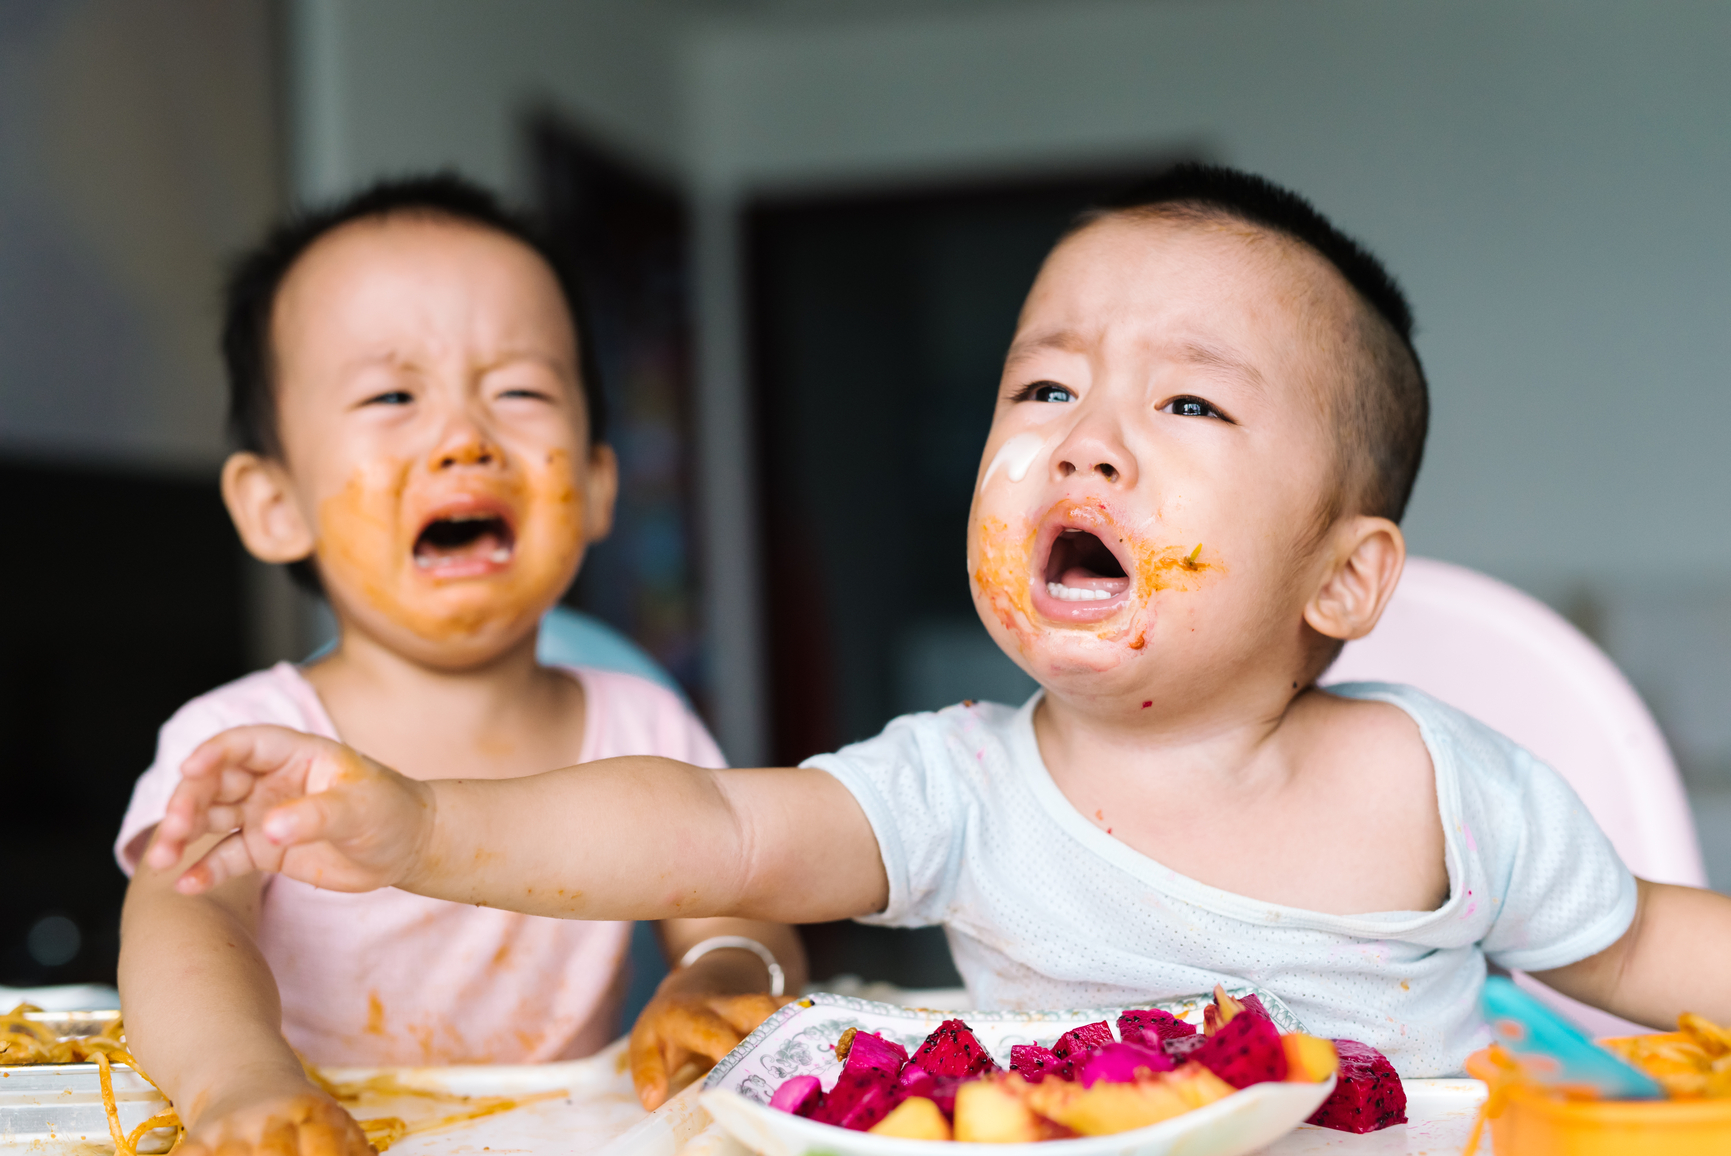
[220,173,606,597]
[1077,163,1429,524]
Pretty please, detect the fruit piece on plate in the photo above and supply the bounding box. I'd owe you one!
[1203,985,1249,1035]
[953,1075,1042,1142]
[1052,1020,1115,1059]
[1163,1033,1208,1061]
[1077,1042,1174,1087]
[768,1074,821,1116]
[1281,1034,1339,1083]
[869,1096,952,1140]
[1166,1062,1237,1110]
[911,1019,1000,1078]
[843,1030,910,1075]
[1192,1009,1289,1088]
[1117,1009,1196,1048]
[1028,1075,1192,1136]
[1010,1043,1060,1083]
[1306,1039,1407,1133]
[809,1066,902,1131]
[898,1066,962,1117]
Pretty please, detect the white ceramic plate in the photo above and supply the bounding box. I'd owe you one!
[699,991,1336,1156]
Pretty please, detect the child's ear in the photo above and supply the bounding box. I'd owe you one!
[1303,515,1406,642]
[582,443,619,545]
[221,451,317,564]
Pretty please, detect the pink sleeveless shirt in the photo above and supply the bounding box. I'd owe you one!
[116,662,723,1066]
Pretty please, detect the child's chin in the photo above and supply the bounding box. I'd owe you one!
[1024,629,1146,677]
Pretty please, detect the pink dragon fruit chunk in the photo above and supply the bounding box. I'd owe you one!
[842,1030,909,1076]
[909,1019,998,1078]
[1010,1043,1060,1083]
[1238,994,1273,1022]
[1191,1010,1289,1089]
[1306,1040,1407,1134]
[810,1066,899,1128]
[1116,1009,1196,1048]
[1078,1042,1175,1087]
[1163,1034,1207,1061]
[1051,1020,1115,1059]
[895,1064,962,1117]
[833,1080,905,1131]
[768,1074,822,1116]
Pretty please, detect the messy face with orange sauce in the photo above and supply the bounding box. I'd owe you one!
[969,213,1368,703]
[265,215,614,669]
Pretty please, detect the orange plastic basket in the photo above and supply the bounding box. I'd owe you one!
[1464,1044,1731,1156]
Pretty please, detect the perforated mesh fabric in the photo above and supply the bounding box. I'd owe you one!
[805,682,1636,1077]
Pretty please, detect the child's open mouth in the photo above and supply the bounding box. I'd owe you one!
[1032,525,1132,621]
[412,508,516,578]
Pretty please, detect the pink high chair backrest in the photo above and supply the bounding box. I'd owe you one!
[1322,556,1706,1038]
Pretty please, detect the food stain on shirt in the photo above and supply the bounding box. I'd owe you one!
[365,991,387,1036]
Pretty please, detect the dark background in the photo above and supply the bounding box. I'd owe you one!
[0,461,247,985]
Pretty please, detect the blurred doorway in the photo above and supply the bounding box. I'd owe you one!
[747,162,1184,987]
[533,118,708,709]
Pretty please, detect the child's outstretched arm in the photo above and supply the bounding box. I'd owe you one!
[1532,878,1731,1028]
[120,832,372,1156]
[147,725,889,925]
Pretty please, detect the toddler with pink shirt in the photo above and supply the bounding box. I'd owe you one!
[115,175,803,1156]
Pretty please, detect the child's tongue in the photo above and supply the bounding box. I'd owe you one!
[1058,567,1129,594]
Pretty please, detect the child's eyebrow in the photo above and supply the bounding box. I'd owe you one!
[1003,328,1090,371]
[1169,340,1268,394]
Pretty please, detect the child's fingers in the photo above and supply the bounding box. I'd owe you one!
[705,993,786,1036]
[661,1001,746,1062]
[175,830,266,894]
[629,1010,672,1110]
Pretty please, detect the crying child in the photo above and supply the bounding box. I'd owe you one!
[147,164,1731,1119]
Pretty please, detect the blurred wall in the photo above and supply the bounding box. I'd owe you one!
[289,0,1731,876]
[0,0,281,469]
[0,0,313,670]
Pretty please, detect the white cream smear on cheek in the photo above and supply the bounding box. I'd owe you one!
[980,432,1046,490]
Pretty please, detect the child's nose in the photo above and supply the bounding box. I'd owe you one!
[1053,433,1135,487]
[430,430,501,470]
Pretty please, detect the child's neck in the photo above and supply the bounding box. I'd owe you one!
[1035,673,1301,802]
[301,618,588,780]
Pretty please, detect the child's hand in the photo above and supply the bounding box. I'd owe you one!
[176,1083,372,1156]
[145,724,433,896]
[629,992,791,1110]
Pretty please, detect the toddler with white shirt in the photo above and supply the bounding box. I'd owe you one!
[149,164,1731,1088]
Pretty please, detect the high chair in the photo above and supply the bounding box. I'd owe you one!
[1324,556,1707,1038]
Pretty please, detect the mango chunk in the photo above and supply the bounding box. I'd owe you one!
[869,1096,952,1140]
[954,1077,1041,1143]
[1027,1078,1189,1136]
[1167,1062,1237,1109]
[1282,1034,1340,1083]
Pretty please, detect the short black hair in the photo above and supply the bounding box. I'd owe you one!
[1077,163,1429,524]
[220,173,606,597]
[222,172,606,461]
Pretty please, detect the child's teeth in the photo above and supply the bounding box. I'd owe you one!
[1046,581,1113,602]
[490,548,511,563]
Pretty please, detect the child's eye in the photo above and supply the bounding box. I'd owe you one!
[497,388,554,402]
[1161,395,1231,421]
[361,390,414,407]
[1012,381,1076,404]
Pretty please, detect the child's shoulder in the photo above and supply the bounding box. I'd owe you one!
[161,661,333,739]
[1316,680,1549,799]
[550,665,724,768]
